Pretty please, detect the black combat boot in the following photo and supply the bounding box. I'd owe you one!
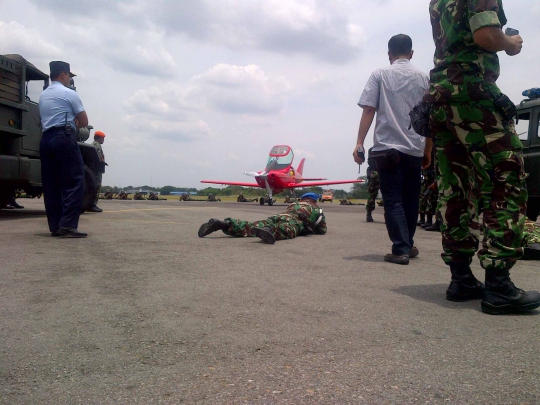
[421,214,433,228]
[366,210,374,222]
[446,262,484,302]
[89,205,103,213]
[252,227,276,244]
[417,213,425,227]
[198,218,229,237]
[424,219,441,232]
[481,269,540,314]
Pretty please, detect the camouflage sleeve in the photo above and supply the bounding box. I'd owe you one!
[468,0,503,33]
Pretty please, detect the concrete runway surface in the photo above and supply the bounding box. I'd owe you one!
[1,198,539,404]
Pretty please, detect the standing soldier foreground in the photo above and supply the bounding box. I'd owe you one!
[425,0,540,313]
[198,193,326,244]
[89,130,106,212]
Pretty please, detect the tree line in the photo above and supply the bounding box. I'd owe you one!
[102,178,371,199]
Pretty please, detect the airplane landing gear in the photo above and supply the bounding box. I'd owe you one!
[259,197,275,206]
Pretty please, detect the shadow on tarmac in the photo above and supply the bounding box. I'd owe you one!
[343,254,383,262]
[0,209,46,221]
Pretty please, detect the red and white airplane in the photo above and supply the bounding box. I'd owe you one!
[201,145,363,205]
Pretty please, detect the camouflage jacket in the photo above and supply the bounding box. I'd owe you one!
[285,201,327,235]
[426,0,507,103]
[92,141,106,162]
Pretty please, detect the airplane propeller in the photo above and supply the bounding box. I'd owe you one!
[244,171,267,178]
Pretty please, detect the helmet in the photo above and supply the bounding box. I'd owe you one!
[94,130,106,138]
[301,192,319,202]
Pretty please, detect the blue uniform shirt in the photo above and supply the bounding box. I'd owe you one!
[39,81,85,132]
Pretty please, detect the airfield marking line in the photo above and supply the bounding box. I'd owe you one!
[87,218,186,224]
[97,207,215,213]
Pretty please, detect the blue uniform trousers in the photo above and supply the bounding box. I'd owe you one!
[40,127,85,232]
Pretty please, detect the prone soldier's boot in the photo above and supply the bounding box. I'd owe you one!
[366,210,374,223]
[481,269,540,314]
[198,218,230,237]
[446,262,484,302]
[421,214,433,228]
[417,214,425,227]
[251,227,276,244]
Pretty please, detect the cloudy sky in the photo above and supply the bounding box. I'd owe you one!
[2,0,539,190]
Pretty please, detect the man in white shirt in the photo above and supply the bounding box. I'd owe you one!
[353,34,431,265]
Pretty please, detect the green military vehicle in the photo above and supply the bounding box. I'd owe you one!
[0,54,104,211]
[516,88,540,221]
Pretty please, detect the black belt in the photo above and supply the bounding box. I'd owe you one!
[43,126,71,134]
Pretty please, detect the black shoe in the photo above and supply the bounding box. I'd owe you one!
[51,231,61,237]
[409,246,419,258]
[57,228,88,238]
[366,211,373,222]
[481,270,540,314]
[198,218,226,237]
[421,220,432,229]
[11,202,24,209]
[88,205,103,213]
[424,220,441,232]
[252,227,276,244]
[523,243,540,260]
[446,276,485,302]
[417,215,425,227]
[384,254,409,265]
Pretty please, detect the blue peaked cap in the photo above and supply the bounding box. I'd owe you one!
[301,192,319,201]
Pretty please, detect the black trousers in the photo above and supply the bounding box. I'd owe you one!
[40,127,85,232]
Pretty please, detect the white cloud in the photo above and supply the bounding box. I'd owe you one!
[189,64,291,115]
[122,63,290,141]
[0,21,61,59]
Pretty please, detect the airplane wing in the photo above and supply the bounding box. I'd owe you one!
[286,179,364,188]
[200,180,260,187]
[301,178,326,181]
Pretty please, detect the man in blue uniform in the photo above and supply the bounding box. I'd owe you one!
[39,61,89,238]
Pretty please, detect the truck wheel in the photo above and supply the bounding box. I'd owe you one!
[81,166,97,213]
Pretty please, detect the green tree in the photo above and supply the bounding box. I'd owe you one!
[350,177,369,199]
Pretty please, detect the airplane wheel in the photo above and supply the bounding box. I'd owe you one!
[268,199,273,206]
[259,197,265,205]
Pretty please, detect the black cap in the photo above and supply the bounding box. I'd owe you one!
[49,61,76,77]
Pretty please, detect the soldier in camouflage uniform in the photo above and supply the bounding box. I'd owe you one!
[89,131,106,212]
[426,0,540,314]
[198,193,326,244]
[365,158,381,222]
[418,150,437,227]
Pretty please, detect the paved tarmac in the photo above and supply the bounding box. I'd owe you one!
[1,198,539,404]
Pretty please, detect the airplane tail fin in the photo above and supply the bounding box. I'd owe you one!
[297,158,305,176]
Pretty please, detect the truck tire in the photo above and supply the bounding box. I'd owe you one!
[81,166,97,213]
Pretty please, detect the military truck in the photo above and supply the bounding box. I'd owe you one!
[0,54,104,211]
[516,88,540,221]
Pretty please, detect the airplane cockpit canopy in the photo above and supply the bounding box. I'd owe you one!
[265,145,294,171]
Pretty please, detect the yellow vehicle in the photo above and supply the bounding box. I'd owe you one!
[321,190,333,203]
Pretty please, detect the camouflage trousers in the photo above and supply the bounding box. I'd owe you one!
[223,214,305,240]
[366,171,380,211]
[419,169,438,216]
[94,173,102,205]
[430,101,528,271]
